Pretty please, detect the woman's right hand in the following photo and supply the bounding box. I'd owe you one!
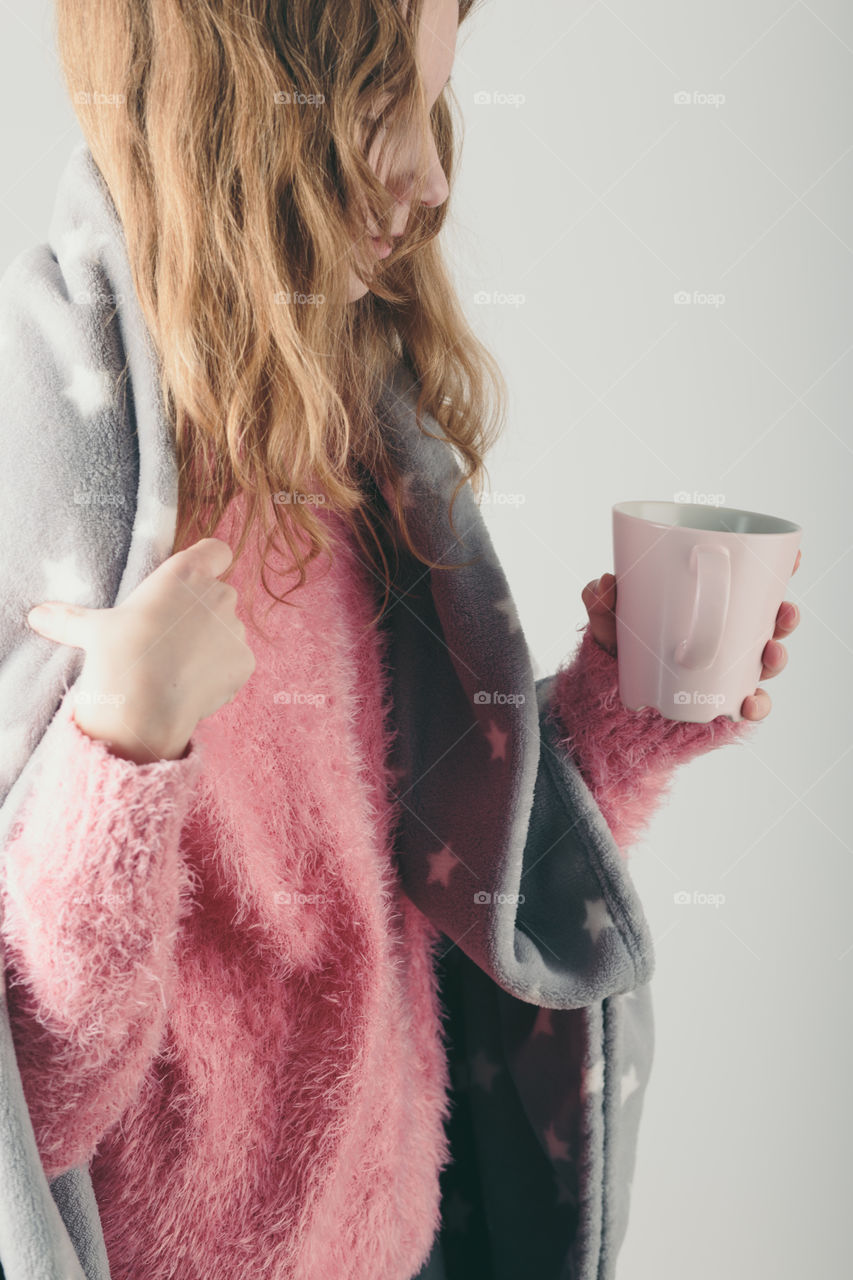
[26,538,256,763]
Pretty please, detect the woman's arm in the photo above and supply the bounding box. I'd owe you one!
[546,622,757,857]
[0,691,204,1178]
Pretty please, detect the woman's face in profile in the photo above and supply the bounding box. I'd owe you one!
[347,0,457,302]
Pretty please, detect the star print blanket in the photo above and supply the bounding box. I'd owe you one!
[0,141,655,1280]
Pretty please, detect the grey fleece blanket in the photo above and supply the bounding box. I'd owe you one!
[0,141,655,1280]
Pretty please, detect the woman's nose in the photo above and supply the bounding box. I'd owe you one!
[419,129,449,207]
[393,148,449,227]
[420,155,449,209]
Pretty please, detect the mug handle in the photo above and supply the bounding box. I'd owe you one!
[673,543,731,671]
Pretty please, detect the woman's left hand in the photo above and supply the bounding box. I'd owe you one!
[581,549,802,722]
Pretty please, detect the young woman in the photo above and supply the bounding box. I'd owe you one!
[4,1,799,1277]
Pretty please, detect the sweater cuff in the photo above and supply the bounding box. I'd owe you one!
[3,687,205,879]
[544,624,758,849]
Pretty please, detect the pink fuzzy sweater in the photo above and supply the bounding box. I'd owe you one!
[0,493,755,1279]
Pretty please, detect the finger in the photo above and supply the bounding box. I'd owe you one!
[581,579,606,611]
[792,549,802,575]
[773,601,799,638]
[741,687,772,720]
[759,639,788,680]
[167,536,235,582]
[598,572,616,606]
[582,574,616,612]
[26,602,92,649]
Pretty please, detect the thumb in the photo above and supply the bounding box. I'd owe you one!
[26,601,96,649]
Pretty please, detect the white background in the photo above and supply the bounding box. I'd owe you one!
[2,3,850,1276]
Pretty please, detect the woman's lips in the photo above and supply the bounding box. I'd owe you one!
[370,237,393,258]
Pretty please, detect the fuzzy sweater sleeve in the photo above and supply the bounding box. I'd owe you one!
[546,623,759,858]
[0,691,205,1179]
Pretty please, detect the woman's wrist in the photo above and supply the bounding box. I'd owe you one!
[547,623,757,783]
[70,701,194,764]
[545,623,758,856]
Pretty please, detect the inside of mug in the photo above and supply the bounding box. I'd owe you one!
[614,500,800,535]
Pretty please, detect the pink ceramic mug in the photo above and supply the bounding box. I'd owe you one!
[612,500,802,723]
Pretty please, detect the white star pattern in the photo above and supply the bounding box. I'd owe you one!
[470,1048,501,1092]
[494,594,522,634]
[543,1122,571,1162]
[483,717,508,762]
[39,553,96,608]
[580,1057,604,1100]
[385,763,409,785]
[58,221,111,269]
[426,843,461,888]
[532,1007,556,1037]
[621,1063,640,1105]
[64,363,114,418]
[381,471,418,511]
[133,496,177,557]
[581,897,615,946]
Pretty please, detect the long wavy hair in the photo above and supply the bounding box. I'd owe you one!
[53,0,507,635]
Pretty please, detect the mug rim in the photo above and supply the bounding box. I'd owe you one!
[613,499,801,536]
